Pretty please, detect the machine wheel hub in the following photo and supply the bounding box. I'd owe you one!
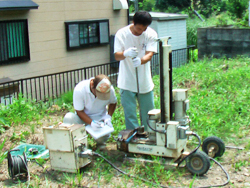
[191,157,203,170]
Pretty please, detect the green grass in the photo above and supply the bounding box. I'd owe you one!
[0,56,250,187]
[169,56,250,142]
[0,139,6,164]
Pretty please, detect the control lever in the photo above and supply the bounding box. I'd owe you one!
[125,131,137,144]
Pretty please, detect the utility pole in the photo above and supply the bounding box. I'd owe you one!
[249,1,250,26]
[134,0,138,12]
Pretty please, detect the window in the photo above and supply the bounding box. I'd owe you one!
[0,19,30,65]
[65,19,109,50]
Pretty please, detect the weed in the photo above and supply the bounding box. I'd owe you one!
[30,124,35,134]
[0,139,7,164]
[76,169,84,186]
[233,160,249,172]
[63,173,76,187]
[189,174,196,187]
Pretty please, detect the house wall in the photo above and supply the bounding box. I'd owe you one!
[151,19,187,50]
[0,0,127,80]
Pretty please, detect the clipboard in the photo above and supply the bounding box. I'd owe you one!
[85,125,114,140]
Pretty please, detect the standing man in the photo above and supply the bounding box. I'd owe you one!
[63,74,117,149]
[114,11,158,130]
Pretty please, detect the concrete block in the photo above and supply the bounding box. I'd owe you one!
[221,29,233,41]
[243,30,250,41]
[197,28,207,38]
[232,29,245,41]
[207,29,222,40]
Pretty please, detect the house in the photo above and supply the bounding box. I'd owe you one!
[0,0,128,81]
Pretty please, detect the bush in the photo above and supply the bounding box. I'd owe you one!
[226,0,249,19]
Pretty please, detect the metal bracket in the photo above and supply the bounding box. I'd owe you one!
[155,36,172,45]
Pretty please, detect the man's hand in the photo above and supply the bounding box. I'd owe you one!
[100,115,113,128]
[123,47,138,58]
[132,57,141,67]
[91,120,104,129]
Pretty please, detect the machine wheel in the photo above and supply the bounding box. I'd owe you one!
[202,136,225,158]
[186,150,210,176]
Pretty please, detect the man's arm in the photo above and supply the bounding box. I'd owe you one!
[108,103,117,117]
[116,51,154,64]
[114,52,125,61]
[141,51,154,65]
[76,110,92,125]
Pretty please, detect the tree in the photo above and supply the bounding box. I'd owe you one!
[156,0,191,11]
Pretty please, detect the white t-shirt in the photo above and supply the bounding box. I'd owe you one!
[73,78,117,120]
[114,24,158,93]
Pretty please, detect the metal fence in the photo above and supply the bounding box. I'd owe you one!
[0,46,195,105]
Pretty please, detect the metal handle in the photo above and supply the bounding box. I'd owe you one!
[75,135,88,141]
[125,131,137,144]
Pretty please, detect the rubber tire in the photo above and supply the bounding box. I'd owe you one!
[186,150,210,176]
[202,136,225,158]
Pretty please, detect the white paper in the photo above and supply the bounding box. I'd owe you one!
[85,125,114,140]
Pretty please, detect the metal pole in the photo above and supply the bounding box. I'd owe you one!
[134,0,138,12]
[169,52,173,120]
[127,0,130,25]
[159,40,166,123]
[135,67,143,127]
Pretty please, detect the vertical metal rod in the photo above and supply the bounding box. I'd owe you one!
[159,40,165,123]
[51,75,54,102]
[47,76,50,100]
[169,52,173,120]
[70,71,73,90]
[59,73,62,95]
[134,0,139,12]
[30,79,33,100]
[25,79,28,99]
[67,72,69,92]
[43,77,46,101]
[135,67,142,127]
[63,73,65,93]
[55,74,58,98]
[84,68,86,80]
[73,70,76,88]
[127,0,130,25]
[39,77,41,101]
[35,78,38,101]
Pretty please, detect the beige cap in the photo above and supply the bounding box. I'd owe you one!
[96,78,111,100]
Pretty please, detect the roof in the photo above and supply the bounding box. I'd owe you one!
[0,0,39,11]
[130,12,188,21]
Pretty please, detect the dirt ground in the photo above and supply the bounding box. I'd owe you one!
[0,112,250,188]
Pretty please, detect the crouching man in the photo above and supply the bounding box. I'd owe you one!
[63,74,117,150]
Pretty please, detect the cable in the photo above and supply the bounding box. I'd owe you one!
[177,131,201,166]
[93,151,230,188]
[19,156,30,188]
[33,160,56,179]
[93,149,230,188]
[194,157,230,188]
[7,150,30,187]
[93,152,170,188]
[146,115,166,134]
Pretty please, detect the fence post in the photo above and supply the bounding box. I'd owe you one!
[20,79,23,96]
[84,68,87,80]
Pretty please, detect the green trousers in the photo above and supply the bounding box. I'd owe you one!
[120,89,154,130]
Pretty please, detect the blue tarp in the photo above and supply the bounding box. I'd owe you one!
[9,143,49,159]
